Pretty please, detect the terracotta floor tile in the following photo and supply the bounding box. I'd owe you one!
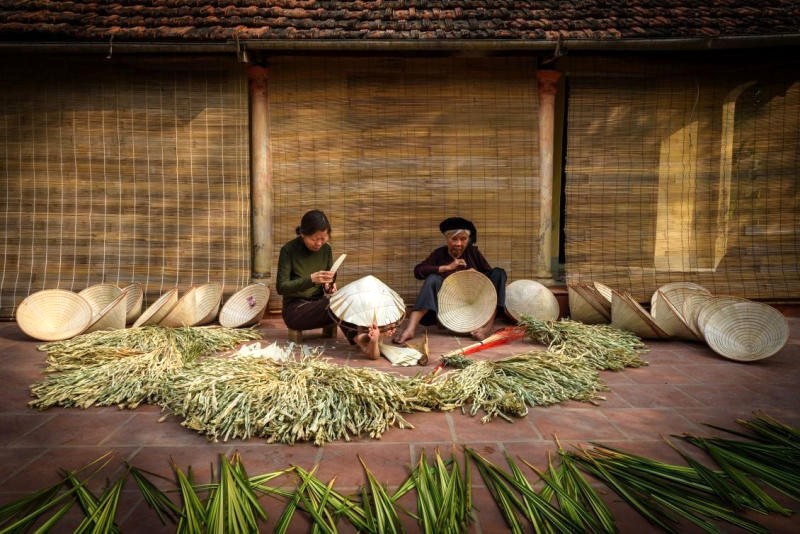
[1,312,799,533]
[529,407,626,441]
[606,383,705,408]
[601,407,705,439]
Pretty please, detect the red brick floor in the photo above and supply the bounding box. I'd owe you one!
[1,310,799,533]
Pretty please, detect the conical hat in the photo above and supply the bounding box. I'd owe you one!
[160,283,223,328]
[84,291,128,334]
[650,282,710,318]
[505,279,560,322]
[78,283,123,319]
[703,301,789,362]
[328,275,405,328]
[219,283,270,328]
[121,282,144,324]
[16,289,93,341]
[568,282,610,324]
[133,288,179,327]
[681,293,717,339]
[651,289,701,341]
[610,290,668,339]
[437,270,497,333]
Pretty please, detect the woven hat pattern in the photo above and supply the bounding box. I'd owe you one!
[78,283,123,319]
[84,291,128,334]
[696,295,752,334]
[16,289,93,341]
[505,279,560,322]
[219,284,270,328]
[121,283,144,324]
[132,288,179,328]
[703,301,789,361]
[329,275,405,328]
[437,270,497,333]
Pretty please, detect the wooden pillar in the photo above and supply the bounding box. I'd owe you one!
[536,70,561,279]
[248,65,272,282]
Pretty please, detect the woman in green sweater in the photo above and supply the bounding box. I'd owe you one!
[276,210,339,334]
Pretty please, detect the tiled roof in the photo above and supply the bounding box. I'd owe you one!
[0,1,798,46]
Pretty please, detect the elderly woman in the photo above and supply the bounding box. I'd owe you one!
[393,216,506,343]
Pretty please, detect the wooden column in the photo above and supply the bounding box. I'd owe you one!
[248,65,272,282]
[536,70,561,279]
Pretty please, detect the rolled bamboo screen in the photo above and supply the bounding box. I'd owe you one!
[564,55,800,302]
[267,56,541,309]
[0,56,252,319]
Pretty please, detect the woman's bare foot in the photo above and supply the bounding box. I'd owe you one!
[356,323,381,360]
[393,325,416,344]
[470,324,494,341]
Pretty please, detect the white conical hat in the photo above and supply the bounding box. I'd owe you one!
[505,279,560,322]
[328,275,405,328]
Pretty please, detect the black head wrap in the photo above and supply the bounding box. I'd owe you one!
[439,217,477,245]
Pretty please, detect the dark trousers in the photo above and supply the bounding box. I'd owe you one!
[413,267,507,326]
[282,298,335,330]
[282,298,358,343]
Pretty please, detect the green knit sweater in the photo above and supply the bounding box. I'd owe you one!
[276,237,333,301]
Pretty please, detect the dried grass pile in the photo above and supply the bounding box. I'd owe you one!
[160,352,427,445]
[29,326,261,410]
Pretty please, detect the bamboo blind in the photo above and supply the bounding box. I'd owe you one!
[564,55,800,302]
[267,56,541,310]
[0,56,251,319]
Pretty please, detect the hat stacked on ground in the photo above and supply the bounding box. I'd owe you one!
[121,282,144,324]
[610,289,668,339]
[84,290,129,334]
[568,280,612,324]
[160,283,223,327]
[505,279,560,322]
[329,275,405,328]
[133,288,179,327]
[437,270,497,333]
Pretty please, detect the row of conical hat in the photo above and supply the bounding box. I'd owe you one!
[15,282,270,342]
[568,280,789,362]
[329,272,560,334]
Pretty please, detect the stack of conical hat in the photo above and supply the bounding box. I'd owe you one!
[568,280,611,324]
[160,283,223,328]
[650,289,702,341]
[78,283,123,320]
[328,275,405,328]
[121,282,144,324]
[610,289,668,339]
[133,288,179,327]
[84,290,129,334]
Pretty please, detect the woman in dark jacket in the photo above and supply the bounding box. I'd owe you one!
[393,216,506,343]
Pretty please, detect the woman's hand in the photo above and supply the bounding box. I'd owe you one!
[441,258,467,273]
[311,270,335,285]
